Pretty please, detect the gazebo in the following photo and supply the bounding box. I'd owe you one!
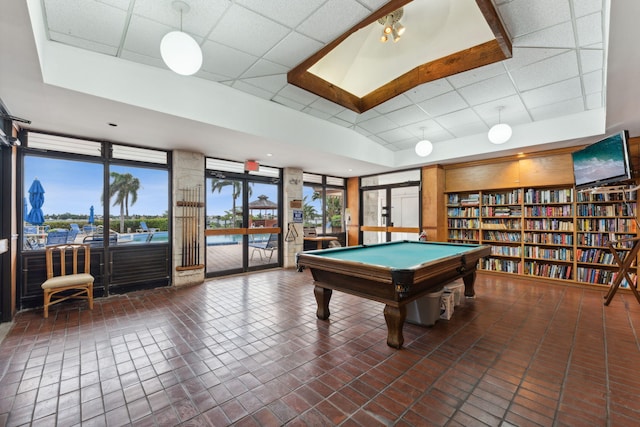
[248,195,278,227]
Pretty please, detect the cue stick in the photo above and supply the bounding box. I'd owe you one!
[196,186,200,265]
[189,187,193,265]
[181,188,186,266]
[191,186,196,265]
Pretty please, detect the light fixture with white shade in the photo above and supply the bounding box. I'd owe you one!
[160,1,202,76]
[415,127,433,157]
[488,106,512,144]
[378,8,405,43]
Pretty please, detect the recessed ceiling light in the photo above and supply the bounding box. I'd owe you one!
[266,153,272,157]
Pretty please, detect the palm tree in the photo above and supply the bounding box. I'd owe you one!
[109,172,140,232]
[302,195,319,227]
[210,179,251,228]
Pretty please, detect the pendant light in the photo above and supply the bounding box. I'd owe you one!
[415,127,433,157]
[488,106,512,144]
[160,1,203,76]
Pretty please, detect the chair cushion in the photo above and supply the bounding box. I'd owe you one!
[42,273,94,289]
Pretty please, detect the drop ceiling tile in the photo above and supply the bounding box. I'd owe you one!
[302,106,333,120]
[120,49,164,69]
[240,60,289,79]
[354,126,373,137]
[308,98,346,116]
[296,0,371,43]
[586,92,603,109]
[231,81,274,100]
[357,115,399,134]
[418,91,468,117]
[335,109,359,124]
[511,50,579,92]
[276,84,320,106]
[96,0,131,10]
[583,70,602,95]
[374,95,413,115]
[124,15,176,58]
[358,0,388,11]
[385,105,430,127]
[580,49,603,73]
[241,74,288,94]
[513,21,576,49]
[576,12,602,47]
[458,74,517,106]
[435,109,486,138]
[132,0,230,38]
[49,31,119,55]
[264,32,324,68]
[447,63,507,89]
[271,95,306,111]
[410,119,447,139]
[356,108,381,122]
[327,117,354,128]
[529,97,584,121]
[376,127,414,144]
[201,41,258,79]
[572,0,602,18]
[497,0,571,39]
[45,0,127,47]
[405,80,454,104]
[474,95,530,126]
[234,0,325,27]
[521,77,582,109]
[208,4,290,57]
[505,47,570,71]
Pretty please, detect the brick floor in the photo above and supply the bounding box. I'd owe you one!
[0,269,639,426]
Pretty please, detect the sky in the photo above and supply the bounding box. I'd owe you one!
[24,156,168,216]
[24,155,281,218]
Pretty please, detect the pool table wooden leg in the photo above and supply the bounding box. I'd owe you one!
[383,304,406,349]
[462,270,476,298]
[314,285,332,320]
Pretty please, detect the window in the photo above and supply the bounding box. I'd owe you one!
[303,173,345,235]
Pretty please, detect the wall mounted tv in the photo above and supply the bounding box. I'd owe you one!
[571,130,633,189]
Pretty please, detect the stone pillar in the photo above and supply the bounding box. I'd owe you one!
[282,168,303,268]
[172,150,205,287]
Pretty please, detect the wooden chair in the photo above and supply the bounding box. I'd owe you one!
[41,243,94,318]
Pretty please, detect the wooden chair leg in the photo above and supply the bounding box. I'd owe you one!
[43,290,50,318]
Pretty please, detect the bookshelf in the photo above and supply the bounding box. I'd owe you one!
[445,185,639,288]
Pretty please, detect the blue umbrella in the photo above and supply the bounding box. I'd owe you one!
[23,197,28,218]
[89,205,95,224]
[26,178,45,225]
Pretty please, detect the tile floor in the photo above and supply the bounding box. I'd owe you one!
[0,269,639,426]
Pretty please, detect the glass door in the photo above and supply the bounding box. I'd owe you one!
[361,186,420,244]
[206,175,280,276]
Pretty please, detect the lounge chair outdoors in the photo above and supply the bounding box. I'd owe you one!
[137,221,157,233]
[83,225,97,234]
[66,228,79,243]
[249,233,278,262]
[46,230,69,246]
[70,223,81,233]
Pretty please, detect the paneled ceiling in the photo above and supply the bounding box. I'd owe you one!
[2,0,639,177]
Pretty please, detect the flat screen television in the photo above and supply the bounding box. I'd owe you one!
[571,130,633,189]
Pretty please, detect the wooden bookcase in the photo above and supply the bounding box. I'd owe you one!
[445,185,638,288]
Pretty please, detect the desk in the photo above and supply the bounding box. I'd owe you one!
[296,240,490,348]
[304,236,338,250]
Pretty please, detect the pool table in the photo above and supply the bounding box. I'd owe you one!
[296,240,491,348]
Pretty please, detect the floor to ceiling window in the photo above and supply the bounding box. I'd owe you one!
[205,158,281,276]
[19,132,171,308]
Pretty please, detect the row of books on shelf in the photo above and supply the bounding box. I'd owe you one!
[576,233,636,248]
[576,248,621,265]
[523,232,573,245]
[483,231,522,242]
[524,188,574,204]
[481,258,522,274]
[576,191,636,203]
[523,246,573,261]
[447,207,479,217]
[576,267,635,288]
[482,206,521,217]
[482,219,520,230]
[524,261,572,279]
[576,203,636,217]
[576,218,637,233]
[490,245,522,257]
[482,190,522,205]
[448,231,479,241]
[523,219,574,231]
[524,205,573,217]
[448,219,480,229]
